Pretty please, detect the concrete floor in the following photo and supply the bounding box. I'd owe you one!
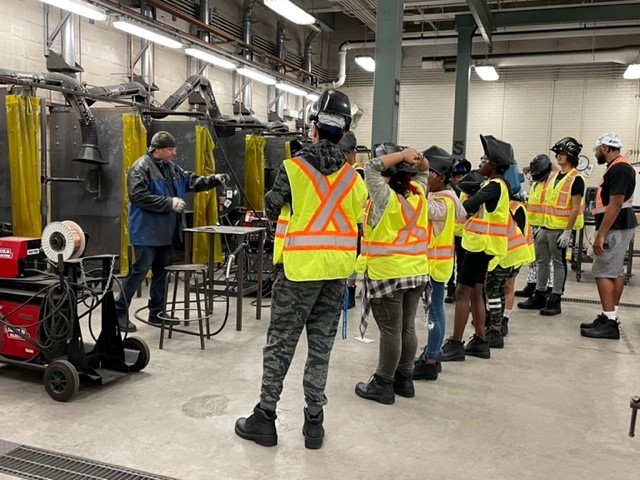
[1,268,640,480]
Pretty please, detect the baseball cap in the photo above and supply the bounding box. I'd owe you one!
[149,131,177,151]
[595,132,622,150]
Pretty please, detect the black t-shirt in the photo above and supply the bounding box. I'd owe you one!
[512,205,526,233]
[463,178,510,215]
[594,161,637,230]
[553,172,585,197]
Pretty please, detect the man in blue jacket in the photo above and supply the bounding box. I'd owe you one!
[115,131,227,332]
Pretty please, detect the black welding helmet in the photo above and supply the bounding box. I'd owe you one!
[374,143,419,178]
[458,169,486,196]
[550,136,582,158]
[423,145,454,177]
[309,89,352,132]
[480,134,514,168]
[529,154,552,181]
[452,158,472,176]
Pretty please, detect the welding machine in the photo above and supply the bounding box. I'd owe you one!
[0,236,46,278]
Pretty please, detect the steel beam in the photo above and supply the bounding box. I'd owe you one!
[466,0,493,49]
[452,16,476,160]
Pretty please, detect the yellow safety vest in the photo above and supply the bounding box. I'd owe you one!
[273,203,290,265]
[462,178,510,258]
[356,182,429,280]
[276,157,367,281]
[427,194,456,283]
[453,191,469,237]
[489,200,534,271]
[542,169,585,230]
[527,179,548,227]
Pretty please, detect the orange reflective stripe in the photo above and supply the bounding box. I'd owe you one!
[275,219,288,237]
[285,233,357,250]
[360,241,427,256]
[395,195,427,244]
[556,170,578,206]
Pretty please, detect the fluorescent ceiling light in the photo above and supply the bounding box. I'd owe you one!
[264,0,316,25]
[623,64,640,80]
[185,48,236,70]
[306,92,320,101]
[475,65,499,81]
[355,55,375,72]
[38,0,107,21]
[113,20,183,49]
[275,82,307,96]
[237,67,277,85]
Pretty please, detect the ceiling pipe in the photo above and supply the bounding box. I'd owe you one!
[487,46,640,68]
[242,0,257,113]
[61,12,75,69]
[197,0,211,76]
[275,20,286,119]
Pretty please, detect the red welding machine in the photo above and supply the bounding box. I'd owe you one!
[0,300,41,360]
[0,237,44,278]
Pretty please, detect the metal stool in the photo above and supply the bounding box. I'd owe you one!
[159,264,211,350]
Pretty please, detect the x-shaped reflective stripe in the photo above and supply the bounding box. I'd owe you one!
[395,194,426,244]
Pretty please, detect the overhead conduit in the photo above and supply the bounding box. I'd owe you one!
[86,82,148,106]
[150,75,223,120]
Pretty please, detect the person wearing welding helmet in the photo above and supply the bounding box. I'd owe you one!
[445,158,472,304]
[413,147,466,381]
[353,142,429,404]
[440,135,513,361]
[518,137,584,316]
[235,89,367,450]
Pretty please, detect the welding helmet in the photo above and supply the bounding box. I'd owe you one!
[423,145,454,177]
[480,134,514,168]
[529,154,552,182]
[551,136,582,158]
[374,143,419,178]
[458,169,486,196]
[452,158,472,176]
[308,89,352,132]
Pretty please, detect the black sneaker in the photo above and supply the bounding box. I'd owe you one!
[149,312,180,326]
[444,287,455,304]
[486,329,504,349]
[501,317,509,337]
[355,374,395,405]
[540,294,561,316]
[580,313,607,329]
[235,404,277,447]
[117,313,137,332]
[347,285,356,309]
[413,357,438,380]
[393,370,415,397]
[440,337,465,362]
[302,408,324,450]
[514,282,536,298]
[581,318,620,340]
[464,334,490,358]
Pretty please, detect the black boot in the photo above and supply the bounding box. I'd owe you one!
[514,282,536,298]
[501,317,509,337]
[302,408,324,449]
[581,318,620,340]
[235,404,277,447]
[117,313,137,332]
[347,285,356,309]
[540,294,561,316]
[517,290,547,310]
[413,357,438,380]
[355,374,395,405]
[444,285,456,304]
[393,370,415,397]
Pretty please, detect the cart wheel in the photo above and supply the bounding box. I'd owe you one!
[44,360,80,402]
[576,274,582,282]
[122,337,150,372]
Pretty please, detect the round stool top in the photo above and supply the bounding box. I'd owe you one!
[165,264,208,272]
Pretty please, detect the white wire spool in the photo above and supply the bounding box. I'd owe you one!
[41,220,86,262]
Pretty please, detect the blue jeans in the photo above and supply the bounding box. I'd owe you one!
[425,281,446,361]
[115,245,173,316]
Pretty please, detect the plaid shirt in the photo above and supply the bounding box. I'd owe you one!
[359,274,429,338]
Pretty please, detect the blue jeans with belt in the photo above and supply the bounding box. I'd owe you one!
[115,245,173,316]
[425,281,446,361]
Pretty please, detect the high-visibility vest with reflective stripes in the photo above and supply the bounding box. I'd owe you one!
[592,156,634,215]
[489,200,534,271]
[273,203,290,265]
[462,178,510,258]
[453,191,469,237]
[356,182,429,280]
[279,156,367,281]
[527,179,548,227]
[542,168,584,230]
[427,194,456,283]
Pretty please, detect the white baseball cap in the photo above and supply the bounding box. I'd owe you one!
[595,132,622,149]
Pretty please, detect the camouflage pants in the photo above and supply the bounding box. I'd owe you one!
[485,265,512,327]
[259,274,344,411]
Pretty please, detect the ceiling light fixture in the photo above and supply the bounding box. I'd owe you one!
[37,0,107,21]
[237,67,277,85]
[185,48,236,70]
[264,0,316,25]
[623,64,640,80]
[113,20,183,49]
[355,55,376,72]
[305,92,320,102]
[475,65,499,81]
[275,82,307,96]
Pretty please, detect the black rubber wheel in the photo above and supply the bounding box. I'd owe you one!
[44,359,80,402]
[122,337,150,372]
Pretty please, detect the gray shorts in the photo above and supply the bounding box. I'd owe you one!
[592,228,636,278]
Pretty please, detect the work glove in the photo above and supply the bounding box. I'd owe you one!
[557,230,572,249]
[171,197,186,213]
[212,173,230,185]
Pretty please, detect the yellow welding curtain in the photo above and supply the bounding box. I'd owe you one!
[193,125,221,264]
[120,113,147,275]
[5,95,42,237]
[284,141,292,160]
[244,135,265,211]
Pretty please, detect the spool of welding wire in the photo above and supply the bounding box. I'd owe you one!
[41,220,86,262]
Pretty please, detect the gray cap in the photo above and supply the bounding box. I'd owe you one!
[339,131,357,152]
[149,131,176,152]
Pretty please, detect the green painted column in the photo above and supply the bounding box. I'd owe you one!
[371,0,404,148]
[452,17,476,160]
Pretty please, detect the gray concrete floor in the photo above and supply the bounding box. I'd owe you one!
[1,268,640,480]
